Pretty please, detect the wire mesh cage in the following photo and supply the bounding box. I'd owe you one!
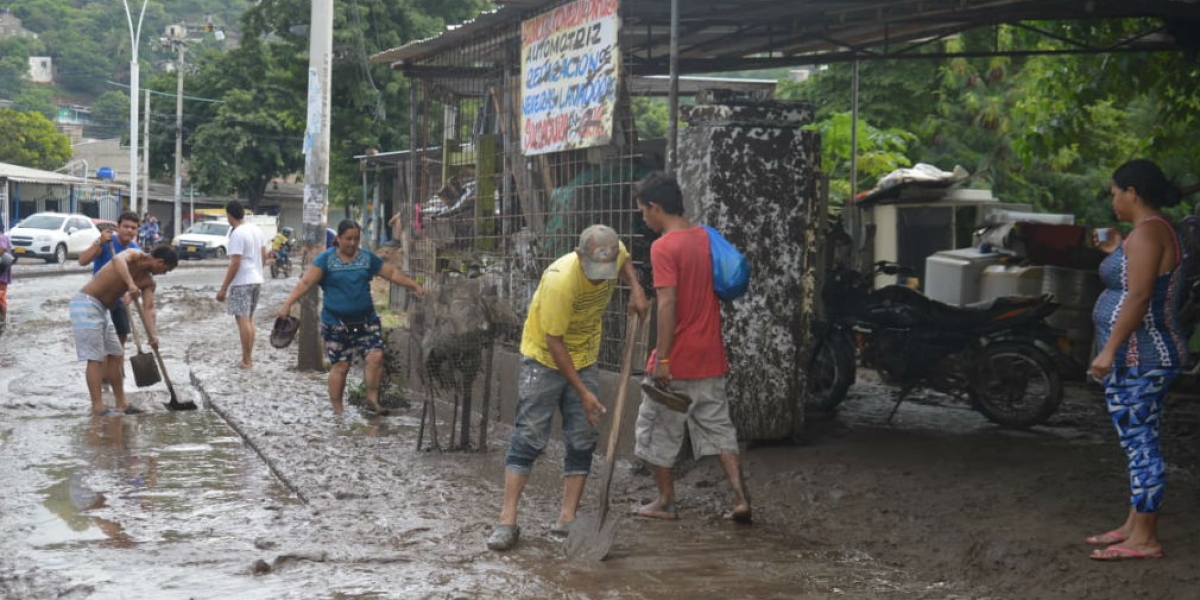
[389,0,657,450]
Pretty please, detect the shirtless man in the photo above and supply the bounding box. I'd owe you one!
[70,246,178,415]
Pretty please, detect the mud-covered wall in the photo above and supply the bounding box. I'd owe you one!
[676,101,823,441]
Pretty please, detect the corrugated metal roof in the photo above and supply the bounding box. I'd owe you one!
[372,0,1200,73]
[0,162,87,185]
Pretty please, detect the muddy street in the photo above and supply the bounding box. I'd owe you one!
[1,266,1197,599]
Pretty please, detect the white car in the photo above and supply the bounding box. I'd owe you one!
[174,216,278,260]
[8,212,102,263]
[174,220,233,259]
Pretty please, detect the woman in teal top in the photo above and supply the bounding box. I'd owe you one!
[278,220,424,414]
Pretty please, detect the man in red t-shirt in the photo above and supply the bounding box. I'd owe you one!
[632,171,751,524]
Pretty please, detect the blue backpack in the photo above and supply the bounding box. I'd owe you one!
[703,225,749,301]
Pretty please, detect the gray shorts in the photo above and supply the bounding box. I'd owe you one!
[634,376,740,468]
[70,292,122,362]
[227,284,261,317]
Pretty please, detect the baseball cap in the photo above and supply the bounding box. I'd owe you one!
[577,224,620,280]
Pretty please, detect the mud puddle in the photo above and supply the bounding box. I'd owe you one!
[0,409,306,599]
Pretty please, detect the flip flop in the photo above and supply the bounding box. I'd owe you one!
[1085,530,1127,546]
[1089,545,1164,561]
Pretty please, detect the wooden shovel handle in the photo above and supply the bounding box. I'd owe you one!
[603,313,641,464]
[111,240,146,354]
[131,296,175,392]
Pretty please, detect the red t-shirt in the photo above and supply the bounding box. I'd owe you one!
[649,225,728,379]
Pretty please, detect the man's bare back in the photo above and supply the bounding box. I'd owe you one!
[81,250,158,307]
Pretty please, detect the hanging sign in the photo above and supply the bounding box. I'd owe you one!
[520,0,619,155]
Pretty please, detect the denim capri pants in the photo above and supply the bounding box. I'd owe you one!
[504,357,600,477]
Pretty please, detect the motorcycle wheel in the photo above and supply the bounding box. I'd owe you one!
[968,342,1062,429]
[806,328,856,411]
[283,262,292,278]
[270,262,281,279]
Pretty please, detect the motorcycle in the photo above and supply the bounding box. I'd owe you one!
[269,245,294,279]
[807,260,1066,428]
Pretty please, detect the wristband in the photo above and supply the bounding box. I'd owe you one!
[658,357,670,364]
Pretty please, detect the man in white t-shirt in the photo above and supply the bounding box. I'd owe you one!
[216,200,267,369]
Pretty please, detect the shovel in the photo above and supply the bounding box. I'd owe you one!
[116,242,161,388]
[131,296,197,411]
[125,302,161,387]
[565,312,643,561]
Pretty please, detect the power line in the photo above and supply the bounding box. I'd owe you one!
[105,80,224,103]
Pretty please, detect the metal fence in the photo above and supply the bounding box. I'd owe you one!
[397,2,653,372]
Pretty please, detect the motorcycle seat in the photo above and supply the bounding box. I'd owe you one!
[868,286,1053,331]
[946,294,1054,328]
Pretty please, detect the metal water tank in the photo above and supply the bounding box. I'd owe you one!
[1042,266,1103,369]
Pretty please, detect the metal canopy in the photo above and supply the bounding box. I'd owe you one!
[372,0,1200,73]
[0,161,87,186]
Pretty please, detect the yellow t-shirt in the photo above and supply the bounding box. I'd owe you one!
[520,243,629,370]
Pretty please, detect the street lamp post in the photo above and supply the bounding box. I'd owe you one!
[123,0,149,215]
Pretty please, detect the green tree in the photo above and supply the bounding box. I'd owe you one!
[88,90,130,139]
[0,108,72,169]
[632,97,670,140]
[10,86,56,119]
[176,0,490,210]
[0,37,45,100]
[804,112,915,206]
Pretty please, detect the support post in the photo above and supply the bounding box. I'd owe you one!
[123,0,149,214]
[666,0,680,173]
[173,41,186,241]
[143,88,150,213]
[297,0,334,372]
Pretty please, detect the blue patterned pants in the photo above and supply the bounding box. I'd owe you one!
[1103,367,1180,513]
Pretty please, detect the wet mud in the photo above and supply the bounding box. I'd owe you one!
[2,271,1198,599]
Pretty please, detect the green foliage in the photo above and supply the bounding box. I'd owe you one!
[779,22,1199,224]
[10,87,56,119]
[172,0,490,209]
[88,91,130,139]
[632,97,670,140]
[0,108,72,169]
[803,112,915,206]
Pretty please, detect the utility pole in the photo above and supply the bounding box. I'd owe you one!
[297,0,334,371]
[173,38,186,241]
[143,88,150,214]
[123,0,149,214]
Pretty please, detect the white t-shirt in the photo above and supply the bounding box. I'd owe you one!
[228,222,266,285]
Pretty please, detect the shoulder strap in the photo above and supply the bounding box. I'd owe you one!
[1140,216,1183,267]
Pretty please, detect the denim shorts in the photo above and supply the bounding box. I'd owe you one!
[503,357,600,476]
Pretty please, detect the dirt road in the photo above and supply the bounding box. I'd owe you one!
[1,269,1196,599]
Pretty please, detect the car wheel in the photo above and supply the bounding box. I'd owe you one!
[215,246,227,259]
[51,244,67,264]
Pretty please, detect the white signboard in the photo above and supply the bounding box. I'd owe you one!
[520,0,619,156]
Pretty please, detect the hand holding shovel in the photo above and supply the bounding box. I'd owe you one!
[565,313,644,561]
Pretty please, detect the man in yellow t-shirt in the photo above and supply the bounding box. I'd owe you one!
[487,225,648,552]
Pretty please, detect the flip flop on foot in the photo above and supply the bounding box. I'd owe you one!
[487,524,520,551]
[727,505,753,525]
[549,520,575,537]
[1090,545,1163,561]
[635,502,680,520]
[1085,530,1128,546]
[364,403,391,417]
